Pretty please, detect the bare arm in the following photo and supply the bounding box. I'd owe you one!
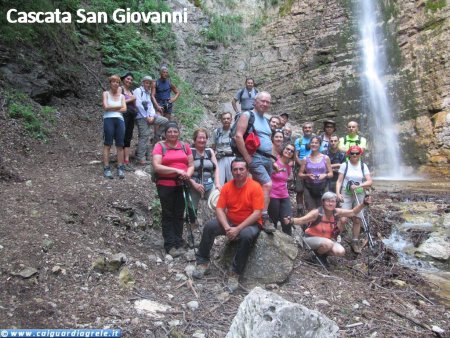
[336,172,344,200]
[151,82,162,113]
[210,150,222,190]
[324,156,333,179]
[231,98,239,113]
[102,91,125,112]
[285,209,319,227]
[235,113,252,164]
[170,83,180,103]
[336,196,371,217]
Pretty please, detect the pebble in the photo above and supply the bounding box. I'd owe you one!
[216,292,230,302]
[168,319,181,327]
[315,300,330,306]
[186,301,199,311]
[184,264,196,277]
[184,249,196,262]
[192,331,206,338]
[167,294,174,300]
[135,261,148,270]
[131,318,140,326]
[175,273,187,282]
[165,254,173,262]
[432,325,444,334]
[353,304,360,310]
[362,300,370,307]
[25,180,32,187]
[0,245,4,251]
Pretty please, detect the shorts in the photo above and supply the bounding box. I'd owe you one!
[304,236,344,252]
[341,192,365,218]
[249,153,273,185]
[103,117,125,147]
[157,99,173,114]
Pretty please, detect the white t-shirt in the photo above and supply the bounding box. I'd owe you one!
[338,161,370,195]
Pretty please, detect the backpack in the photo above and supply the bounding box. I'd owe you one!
[191,148,216,172]
[343,135,362,146]
[229,111,256,157]
[152,141,188,183]
[305,206,340,239]
[238,88,258,102]
[213,127,223,147]
[339,160,366,193]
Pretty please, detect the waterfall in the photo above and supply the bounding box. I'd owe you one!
[358,0,403,178]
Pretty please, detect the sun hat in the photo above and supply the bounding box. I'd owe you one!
[346,145,363,156]
[207,188,221,210]
[141,75,153,83]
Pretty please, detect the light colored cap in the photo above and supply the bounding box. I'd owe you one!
[141,75,153,83]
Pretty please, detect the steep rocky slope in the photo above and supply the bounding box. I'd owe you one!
[173,0,449,175]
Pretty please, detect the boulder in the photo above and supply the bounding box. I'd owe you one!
[220,231,298,284]
[416,234,450,261]
[226,287,339,338]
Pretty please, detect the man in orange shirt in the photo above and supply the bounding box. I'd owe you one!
[192,159,263,292]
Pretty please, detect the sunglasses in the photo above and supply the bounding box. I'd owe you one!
[350,152,360,156]
[285,148,295,153]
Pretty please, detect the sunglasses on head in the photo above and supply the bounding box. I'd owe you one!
[350,152,360,156]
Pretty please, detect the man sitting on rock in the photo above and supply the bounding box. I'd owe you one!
[192,159,263,292]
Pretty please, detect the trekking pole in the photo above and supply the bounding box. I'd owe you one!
[181,181,197,254]
[353,190,375,250]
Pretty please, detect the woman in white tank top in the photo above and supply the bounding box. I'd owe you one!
[102,75,126,179]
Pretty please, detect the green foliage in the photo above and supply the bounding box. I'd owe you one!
[201,14,244,47]
[0,0,80,45]
[149,198,162,229]
[249,14,269,35]
[169,72,204,139]
[425,0,447,12]
[279,0,295,16]
[87,0,176,77]
[6,90,57,140]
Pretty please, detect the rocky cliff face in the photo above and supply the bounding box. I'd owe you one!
[173,0,449,176]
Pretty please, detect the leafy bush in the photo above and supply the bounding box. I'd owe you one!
[425,0,447,12]
[201,14,244,47]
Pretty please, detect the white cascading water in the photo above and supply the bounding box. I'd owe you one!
[358,0,403,178]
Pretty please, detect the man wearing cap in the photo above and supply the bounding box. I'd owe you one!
[234,91,275,233]
[151,66,180,121]
[134,75,169,165]
[339,121,367,152]
[320,119,337,154]
[279,112,289,128]
[232,77,258,113]
[192,159,263,292]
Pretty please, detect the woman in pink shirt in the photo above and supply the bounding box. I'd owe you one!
[152,122,194,257]
[268,143,295,235]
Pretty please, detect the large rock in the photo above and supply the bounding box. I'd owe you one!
[220,231,298,284]
[226,287,339,338]
[416,233,450,261]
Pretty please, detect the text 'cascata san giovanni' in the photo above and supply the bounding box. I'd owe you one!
[6,8,188,24]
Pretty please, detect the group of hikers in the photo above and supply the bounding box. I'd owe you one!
[102,73,374,292]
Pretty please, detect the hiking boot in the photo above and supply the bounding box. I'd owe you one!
[351,239,362,254]
[103,166,113,179]
[227,271,240,293]
[122,163,135,172]
[117,165,125,179]
[192,263,210,279]
[262,217,276,234]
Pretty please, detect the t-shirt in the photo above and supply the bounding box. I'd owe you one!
[295,135,312,160]
[270,159,291,199]
[152,141,192,187]
[217,178,264,226]
[243,111,272,153]
[234,88,258,111]
[338,161,370,195]
[339,134,367,152]
[212,127,232,154]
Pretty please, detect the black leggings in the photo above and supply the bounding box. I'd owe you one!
[123,111,135,148]
[268,197,292,235]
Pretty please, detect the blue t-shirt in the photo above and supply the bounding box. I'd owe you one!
[244,111,272,153]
